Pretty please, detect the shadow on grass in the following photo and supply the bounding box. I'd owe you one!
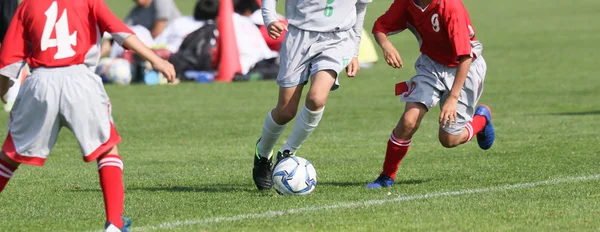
[319,179,431,187]
[547,110,600,116]
[127,183,254,193]
[70,184,255,193]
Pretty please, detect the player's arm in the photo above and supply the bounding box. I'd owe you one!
[440,2,475,126]
[346,1,370,77]
[0,5,28,97]
[372,0,409,68]
[352,1,370,57]
[121,35,175,81]
[262,0,286,39]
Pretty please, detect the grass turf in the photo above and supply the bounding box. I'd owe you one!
[1,0,600,231]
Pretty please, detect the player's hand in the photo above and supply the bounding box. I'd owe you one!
[267,21,287,40]
[382,42,403,68]
[0,75,11,104]
[346,57,360,77]
[440,96,459,128]
[151,59,176,84]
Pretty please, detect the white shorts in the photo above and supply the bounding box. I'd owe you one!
[396,54,487,135]
[2,65,121,166]
[277,25,356,90]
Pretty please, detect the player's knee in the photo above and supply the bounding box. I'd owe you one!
[305,96,326,111]
[438,134,460,148]
[395,116,420,138]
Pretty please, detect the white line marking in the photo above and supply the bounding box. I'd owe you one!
[135,174,600,231]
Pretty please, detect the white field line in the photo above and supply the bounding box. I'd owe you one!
[134,174,600,231]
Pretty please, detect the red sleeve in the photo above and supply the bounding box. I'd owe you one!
[372,0,409,35]
[0,5,29,71]
[443,0,473,59]
[90,0,132,40]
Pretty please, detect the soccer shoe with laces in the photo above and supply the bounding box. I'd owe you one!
[275,150,293,166]
[475,105,495,150]
[366,175,395,189]
[104,217,131,232]
[253,138,273,190]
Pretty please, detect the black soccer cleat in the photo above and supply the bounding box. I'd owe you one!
[275,150,293,166]
[252,138,273,190]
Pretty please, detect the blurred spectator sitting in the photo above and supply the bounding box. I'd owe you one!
[101,0,278,81]
[161,0,277,76]
[125,0,182,38]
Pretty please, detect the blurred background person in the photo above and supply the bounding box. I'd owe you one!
[125,0,182,38]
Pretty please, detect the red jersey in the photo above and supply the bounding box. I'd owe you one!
[0,0,132,77]
[373,0,481,67]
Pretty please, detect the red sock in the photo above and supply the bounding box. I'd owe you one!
[465,115,487,142]
[98,154,124,228]
[381,133,411,180]
[0,158,17,192]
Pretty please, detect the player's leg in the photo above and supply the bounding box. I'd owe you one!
[59,66,126,229]
[366,102,428,189]
[0,151,20,192]
[277,29,354,161]
[278,70,335,160]
[253,85,304,190]
[253,25,310,190]
[96,146,128,231]
[367,55,442,189]
[437,57,494,149]
[256,85,305,159]
[1,70,62,191]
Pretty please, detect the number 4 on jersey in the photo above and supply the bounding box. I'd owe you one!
[41,1,77,59]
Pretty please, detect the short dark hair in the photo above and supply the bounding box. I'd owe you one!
[234,0,259,15]
[193,0,259,21]
[194,0,219,20]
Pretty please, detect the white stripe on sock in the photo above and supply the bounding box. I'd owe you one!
[0,169,12,178]
[0,163,14,176]
[98,162,123,170]
[466,124,474,142]
[98,157,123,170]
[389,134,411,147]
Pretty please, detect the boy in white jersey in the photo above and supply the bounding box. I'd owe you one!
[253,0,371,190]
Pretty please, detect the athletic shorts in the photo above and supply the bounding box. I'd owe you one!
[2,65,121,166]
[396,54,487,135]
[277,25,356,90]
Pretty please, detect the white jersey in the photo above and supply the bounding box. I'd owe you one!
[262,0,371,33]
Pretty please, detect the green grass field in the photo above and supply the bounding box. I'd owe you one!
[2,0,600,231]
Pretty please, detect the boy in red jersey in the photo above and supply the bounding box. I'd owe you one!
[0,0,176,231]
[366,0,495,188]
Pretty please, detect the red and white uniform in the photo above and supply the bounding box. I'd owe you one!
[372,0,480,67]
[0,0,133,80]
[373,0,487,135]
[0,0,133,166]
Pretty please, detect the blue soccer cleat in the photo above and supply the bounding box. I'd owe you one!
[104,217,131,232]
[366,175,395,189]
[475,105,495,150]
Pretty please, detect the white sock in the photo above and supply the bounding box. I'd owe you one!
[281,105,324,154]
[257,110,286,158]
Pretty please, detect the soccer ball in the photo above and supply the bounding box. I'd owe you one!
[105,58,132,85]
[272,156,317,195]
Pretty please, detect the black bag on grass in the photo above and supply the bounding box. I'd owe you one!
[168,22,218,79]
